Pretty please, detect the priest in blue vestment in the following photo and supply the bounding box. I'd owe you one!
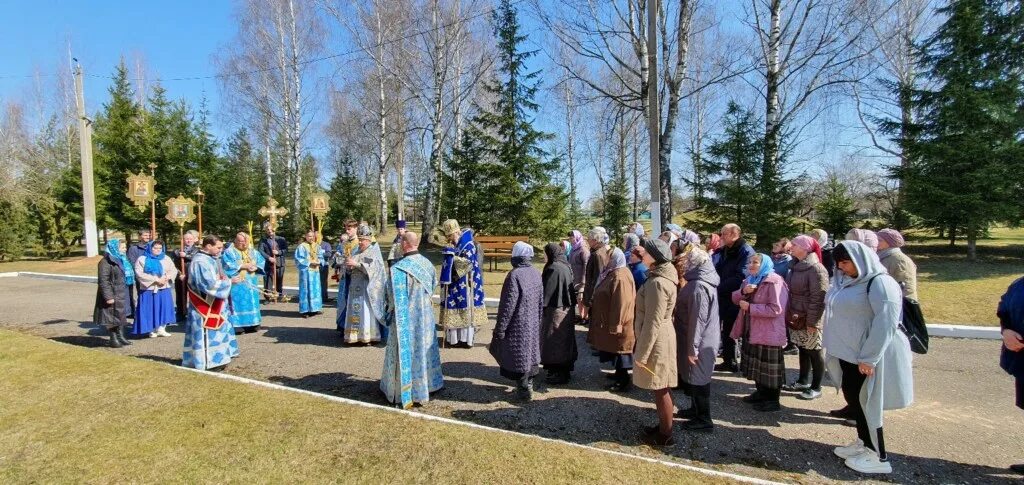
[439,219,487,347]
[294,230,325,317]
[223,232,266,333]
[339,224,390,344]
[382,231,443,407]
[183,235,239,370]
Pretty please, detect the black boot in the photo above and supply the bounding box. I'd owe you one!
[108,329,122,348]
[606,369,632,392]
[682,385,714,433]
[516,376,534,401]
[116,326,132,346]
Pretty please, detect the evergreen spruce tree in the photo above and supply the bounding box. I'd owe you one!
[601,158,631,243]
[325,153,374,236]
[93,60,146,236]
[814,175,859,240]
[905,0,1024,259]
[456,0,567,239]
[700,102,763,233]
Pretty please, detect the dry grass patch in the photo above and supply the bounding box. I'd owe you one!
[0,330,735,484]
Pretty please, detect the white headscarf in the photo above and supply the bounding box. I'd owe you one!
[595,248,627,288]
[512,241,534,258]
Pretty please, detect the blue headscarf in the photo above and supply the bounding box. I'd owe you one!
[106,239,135,285]
[745,252,775,286]
[142,241,165,276]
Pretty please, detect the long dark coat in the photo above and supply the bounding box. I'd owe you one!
[490,260,543,378]
[94,255,130,330]
[674,259,721,386]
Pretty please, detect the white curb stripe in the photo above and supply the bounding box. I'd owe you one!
[175,364,782,484]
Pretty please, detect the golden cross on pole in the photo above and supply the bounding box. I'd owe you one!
[194,187,205,235]
[258,198,288,231]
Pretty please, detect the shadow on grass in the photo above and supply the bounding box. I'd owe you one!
[50,334,109,348]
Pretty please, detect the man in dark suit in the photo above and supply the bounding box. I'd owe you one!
[258,226,288,303]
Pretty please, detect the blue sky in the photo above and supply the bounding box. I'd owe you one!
[0,0,233,124]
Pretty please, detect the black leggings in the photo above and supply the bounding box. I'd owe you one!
[797,347,825,390]
[839,359,887,460]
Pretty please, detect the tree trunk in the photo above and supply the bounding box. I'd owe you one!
[759,0,783,245]
[288,0,303,214]
[966,230,977,261]
[948,226,956,247]
[376,11,389,232]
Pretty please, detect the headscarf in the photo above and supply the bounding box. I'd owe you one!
[632,223,646,238]
[706,233,722,253]
[665,223,683,238]
[791,235,823,263]
[542,242,575,309]
[569,230,584,251]
[809,228,829,247]
[877,228,905,248]
[642,238,673,265]
[588,226,609,245]
[846,228,879,252]
[512,241,534,258]
[623,233,640,254]
[745,253,775,286]
[595,248,627,288]
[106,239,135,285]
[680,229,701,247]
[142,241,165,277]
[659,231,678,245]
[683,247,712,273]
[832,240,887,288]
[561,240,572,258]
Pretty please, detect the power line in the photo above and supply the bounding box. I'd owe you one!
[0,0,525,84]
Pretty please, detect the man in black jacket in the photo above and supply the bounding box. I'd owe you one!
[258,226,288,303]
[714,223,755,372]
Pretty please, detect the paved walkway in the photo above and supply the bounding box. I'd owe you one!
[0,275,1018,483]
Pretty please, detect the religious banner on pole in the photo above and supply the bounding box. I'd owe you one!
[308,191,330,243]
[126,163,158,235]
[165,195,198,276]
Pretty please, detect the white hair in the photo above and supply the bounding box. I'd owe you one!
[588,226,610,244]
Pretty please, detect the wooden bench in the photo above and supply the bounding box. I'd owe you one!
[476,235,530,271]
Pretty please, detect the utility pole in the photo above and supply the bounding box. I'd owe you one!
[646,0,661,235]
[73,61,99,257]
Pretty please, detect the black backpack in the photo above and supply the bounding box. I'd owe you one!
[866,274,929,354]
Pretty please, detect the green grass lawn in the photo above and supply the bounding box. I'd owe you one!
[907,227,1024,325]
[0,329,732,484]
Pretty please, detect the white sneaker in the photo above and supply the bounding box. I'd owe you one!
[834,439,866,459]
[148,332,157,338]
[157,327,171,337]
[845,449,892,474]
[799,389,822,400]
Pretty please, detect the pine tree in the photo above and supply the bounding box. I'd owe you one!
[699,102,763,232]
[905,0,1024,259]
[601,157,631,243]
[93,60,146,236]
[454,0,567,239]
[324,153,373,237]
[814,175,859,239]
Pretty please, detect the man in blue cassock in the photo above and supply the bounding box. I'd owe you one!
[222,232,266,333]
[294,230,325,317]
[183,235,239,370]
[381,231,443,408]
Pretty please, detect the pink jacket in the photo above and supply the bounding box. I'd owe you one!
[729,272,789,347]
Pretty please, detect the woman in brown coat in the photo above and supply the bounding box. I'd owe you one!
[783,235,830,400]
[589,248,637,391]
[633,238,679,446]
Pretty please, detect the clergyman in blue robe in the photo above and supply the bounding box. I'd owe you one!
[294,230,325,317]
[183,236,239,370]
[381,232,443,408]
[222,232,267,333]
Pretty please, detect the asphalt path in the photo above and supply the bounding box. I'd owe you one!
[0,275,1018,484]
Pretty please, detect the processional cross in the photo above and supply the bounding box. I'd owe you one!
[258,198,289,231]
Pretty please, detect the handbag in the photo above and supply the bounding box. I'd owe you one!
[786,309,808,331]
[866,275,929,354]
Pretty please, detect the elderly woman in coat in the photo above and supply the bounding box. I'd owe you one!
[729,252,789,413]
[95,239,134,348]
[824,241,914,475]
[540,242,578,385]
[632,238,679,446]
[589,248,636,391]
[673,248,720,432]
[490,241,543,401]
[876,229,918,302]
[567,230,590,323]
[583,227,611,325]
[783,235,830,400]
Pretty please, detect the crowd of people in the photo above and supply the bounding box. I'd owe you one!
[92,218,940,475]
